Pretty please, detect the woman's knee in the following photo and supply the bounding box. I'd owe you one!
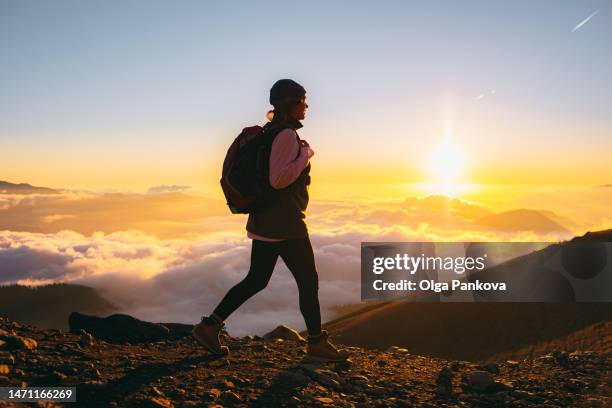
[243,271,271,293]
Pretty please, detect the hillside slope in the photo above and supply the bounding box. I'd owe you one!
[325,229,612,362]
[0,284,116,330]
[322,302,612,362]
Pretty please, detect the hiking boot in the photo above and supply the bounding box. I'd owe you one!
[306,330,349,362]
[192,316,229,355]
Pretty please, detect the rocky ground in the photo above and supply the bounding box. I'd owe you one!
[0,316,610,407]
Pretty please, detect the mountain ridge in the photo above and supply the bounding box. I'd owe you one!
[474,208,569,233]
[0,180,60,195]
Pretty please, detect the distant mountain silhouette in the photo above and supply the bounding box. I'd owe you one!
[0,283,116,330]
[0,180,60,194]
[474,208,569,233]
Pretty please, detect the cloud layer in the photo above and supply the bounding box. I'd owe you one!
[1,187,609,335]
[0,228,369,336]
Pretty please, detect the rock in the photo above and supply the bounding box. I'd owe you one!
[315,396,334,404]
[298,364,345,389]
[20,336,39,350]
[0,333,38,350]
[263,325,305,341]
[298,363,318,375]
[385,346,409,354]
[226,374,247,387]
[484,362,500,374]
[506,360,520,368]
[313,369,343,389]
[83,379,106,387]
[78,330,94,347]
[91,369,102,379]
[143,396,174,407]
[537,354,555,363]
[55,364,79,376]
[553,350,572,367]
[450,361,463,371]
[203,388,222,400]
[220,390,242,403]
[436,366,453,383]
[0,352,14,365]
[209,358,230,368]
[280,370,311,386]
[435,366,453,397]
[491,380,514,392]
[149,386,164,397]
[60,341,82,351]
[155,322,195,338]
[468,370,495,392]
[68,312,170,344]
[250,342,267,351]
[117,358,133,368]
[350,375,369,386]
[563,378,585,392]
[583,397,604,407]
[50,370,68,382]
[11,368,24,377]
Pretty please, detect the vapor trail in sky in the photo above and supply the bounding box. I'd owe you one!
[572,10,599,32]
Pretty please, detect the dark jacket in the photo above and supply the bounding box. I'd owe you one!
[246,117,311,239]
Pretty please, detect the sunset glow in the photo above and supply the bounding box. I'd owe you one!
[428,136,466,196]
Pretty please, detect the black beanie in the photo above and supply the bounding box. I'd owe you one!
[269,79,306,107]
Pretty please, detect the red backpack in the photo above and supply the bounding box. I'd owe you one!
[220,123,280,214]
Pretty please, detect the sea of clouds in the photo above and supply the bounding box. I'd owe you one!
[1,186,608,336]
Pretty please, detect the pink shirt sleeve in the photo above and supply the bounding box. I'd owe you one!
[269,129,312,189]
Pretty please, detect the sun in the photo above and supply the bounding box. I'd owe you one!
[428,137,466,196]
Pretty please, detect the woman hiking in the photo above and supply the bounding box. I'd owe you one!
[192,79,349,362]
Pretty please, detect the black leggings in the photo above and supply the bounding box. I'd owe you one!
[212,236,322,336]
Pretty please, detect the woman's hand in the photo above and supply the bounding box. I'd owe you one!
[300,139,314,158]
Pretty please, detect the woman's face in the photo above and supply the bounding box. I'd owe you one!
[290,95,308,120]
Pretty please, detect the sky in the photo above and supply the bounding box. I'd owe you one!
[1,0,611,192]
